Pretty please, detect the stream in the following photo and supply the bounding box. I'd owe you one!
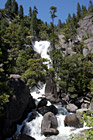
[6,41,88,140]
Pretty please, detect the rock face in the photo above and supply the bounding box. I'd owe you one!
[41,112,59,136]
[64,113,83,128]
[77,13,93,38]
[0,75,36,139]
[37,105,58,115]
[12,134,35,140]
[59,13,93,56]
[66,104,78,113]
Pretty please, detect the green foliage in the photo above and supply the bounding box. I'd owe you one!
[50,46,93,96]
[0,21,12,116]
[63,13,79,42]
[16,47,34,74]
[22,57,47,87]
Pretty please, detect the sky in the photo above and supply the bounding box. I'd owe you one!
[0,0,92,24]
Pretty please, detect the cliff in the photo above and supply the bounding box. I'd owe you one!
[59,13,93,56]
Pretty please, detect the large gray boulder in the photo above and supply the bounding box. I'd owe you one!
[64,113,83,128]
[66,104,78,113]
[0,75,36,139]
[41,112,59,136]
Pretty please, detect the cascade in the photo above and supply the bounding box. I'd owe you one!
[6,41,88,140]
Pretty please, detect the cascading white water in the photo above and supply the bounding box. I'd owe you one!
[7,41,88,140]
[33,41,52,68]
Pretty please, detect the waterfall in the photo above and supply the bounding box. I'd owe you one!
[6,41,88,140]
[33,41,52,68]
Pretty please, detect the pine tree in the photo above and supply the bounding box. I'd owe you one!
[50,6,57,49]
[19,5,24,18]
[12,0,18,15]
[58,19,62,29]
[31,6,38,36]
[77,2,81,21]
[29,7,32,18]
[88,0,93,12]
[81,5,87,17]
[5,0,12,12]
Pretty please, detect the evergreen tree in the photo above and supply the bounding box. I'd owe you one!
[0,20,11,116]
[5,0,12,12]
[72,13,78,27]
[29,7,32,18]
[19,5,24,18]
[81,5,87,18]
[88,0,93,12]
[58,19,62,29]
[31,6,38,36]
[77,2,81,21]
[50,6,57,49]
[12,0,18,15]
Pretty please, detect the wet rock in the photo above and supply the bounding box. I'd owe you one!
[12,134,35,140]
[28,111,39,122]
[21,124,31,134]
[37,105,58,115]
[66,104,78,113]
[64,113,83,128]
[41,112,59,136]
[37,98,47,108]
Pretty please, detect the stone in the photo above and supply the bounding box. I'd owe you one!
[12,134,35,140]
[28,111,39,122]
[41,112,59,136]
[45,78,53,95]
[45,78,57,100]
[64,113,83,128]
[21,124,31,134]
[37,98,47,108]
[89,101,93,111]
[66,104,78,113]
[81,103,89,109]
[58,13,93,57]
[0,75,36,139]
[45,138,53,140]
[37,105,58,115]
[76,108,89,114]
